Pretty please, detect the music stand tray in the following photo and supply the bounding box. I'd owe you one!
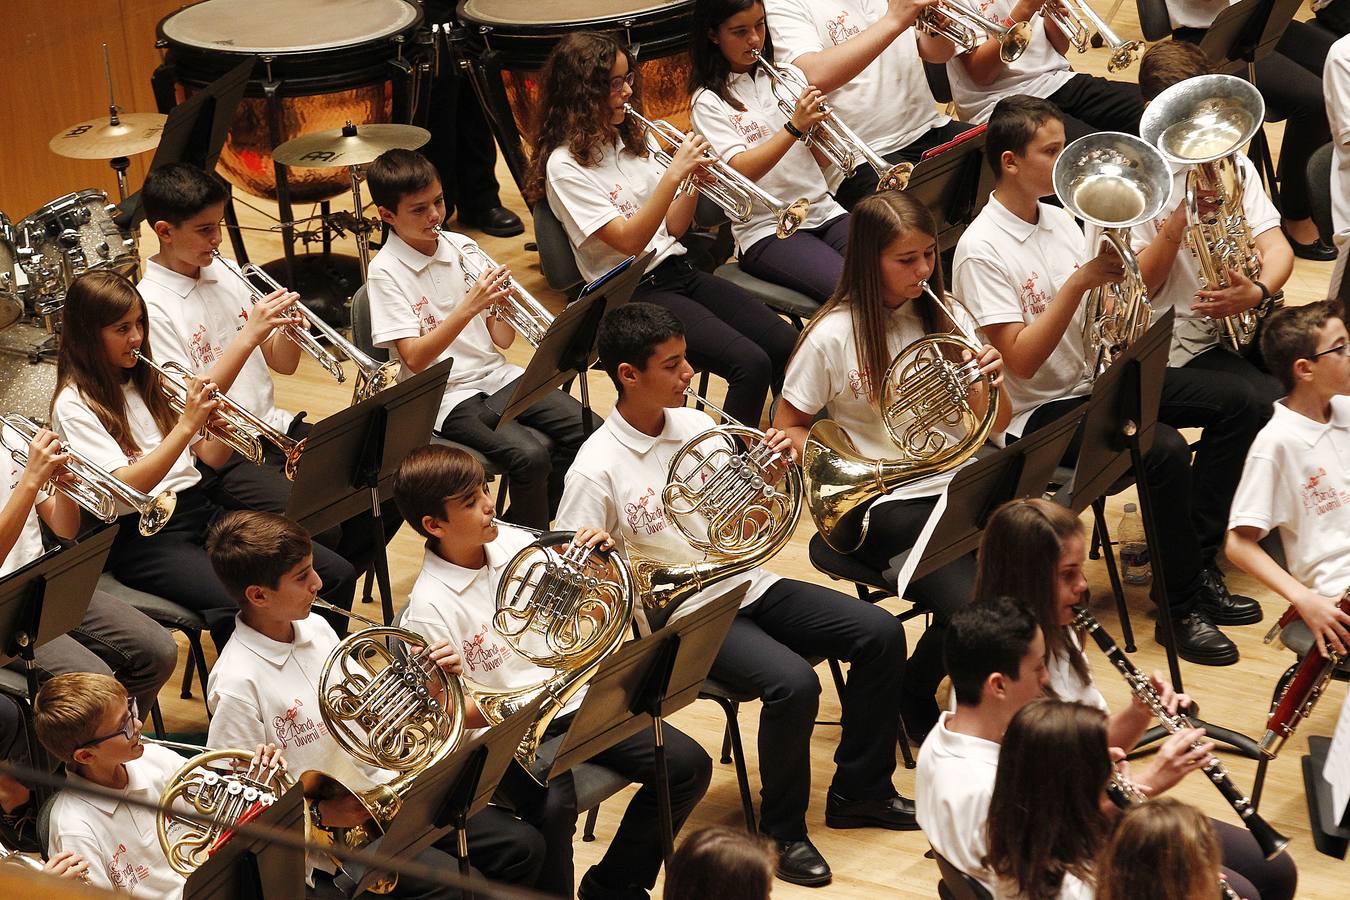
[904,131,994,253]
[182,784,307,900]
[1303,734,1350,859]
[1198,0,1303,71]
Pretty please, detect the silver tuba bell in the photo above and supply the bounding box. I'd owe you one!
[1053,132,1173,378]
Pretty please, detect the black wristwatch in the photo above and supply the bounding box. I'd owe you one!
[783,121,805,141]
[1251,279,1283,315]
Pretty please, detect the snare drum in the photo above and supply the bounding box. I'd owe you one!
[456,0,695,191]
[17,190,138,317]
[155,0,427,203]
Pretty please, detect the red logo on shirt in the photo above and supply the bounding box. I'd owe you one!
[847,367,874,400]
[109,843,151,889]
[1301,467,1350,515]
[188,323,217,367]
[462,625,512,673]
[1019,272,1051,317]
[731,113,773,143]
[412,295,440,336]
[826,12,862,44]
[625,486,667,535]
[608,184,640,220]
[272,698,327,749]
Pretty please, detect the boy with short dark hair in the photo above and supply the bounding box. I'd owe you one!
[203,510,543,898]
[365,148,588,530]
[955,94,1265,667]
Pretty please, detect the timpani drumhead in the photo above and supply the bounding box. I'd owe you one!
[459,0,686,28]
[161,0,419,54]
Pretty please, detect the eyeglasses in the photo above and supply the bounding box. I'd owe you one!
[1310,343,1350,361]
[609,72,636,94]
[76,697,139,749]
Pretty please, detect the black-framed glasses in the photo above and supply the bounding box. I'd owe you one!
[609,71,636,94]
[1310,343,1350,361]
[76,697,139,749]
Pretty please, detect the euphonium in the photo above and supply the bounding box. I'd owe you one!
[1040,0,1141,71]
[624,103,811,238]
[152,737,292,877]
[213,251,399,405]
[0,414,176,536]
[1140,74,1272,351]
[1052,132,1172,378]
[435,229,554,347]
[805,283,1000,553]
[751,50,914,192]
[917,1,1031,62]
[466,524,634,782]
[135,350,306,479]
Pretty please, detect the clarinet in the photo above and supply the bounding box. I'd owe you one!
[1260,593,1350,759]
[1072,605,1290,860]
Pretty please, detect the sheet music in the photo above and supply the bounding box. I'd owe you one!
[885,487,950,599]
[1324,691,1350,817]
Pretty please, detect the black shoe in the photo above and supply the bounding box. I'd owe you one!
[1282,223,1338,261]
[1155,610,1239,666]
[771,838,832,887]
[1196,566,1263,626]
[825,790,919,831]
[458,206,524,238]
[0,802,38,854]
[577,867,649,900]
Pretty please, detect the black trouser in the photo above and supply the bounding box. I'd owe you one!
[705,579,907,841]
[851,496,977,727]
[1022,365,1262,610]
[1176,22,1333,222]
[1214,818,1298,900]
[439,387,590,531]
[834,120,977,211]
[499,716,711,898]
[1043,72,1145,144]
[420,46,505,220]
[738,213,850,303]
[1184,344,1282,426]
[634,258,799,427]
[106,485,357,650]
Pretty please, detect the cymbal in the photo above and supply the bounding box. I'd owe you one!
[272,123,431,168]
[48,113,167,159]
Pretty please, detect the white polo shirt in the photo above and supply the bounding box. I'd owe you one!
[915,712,999,891]
[138,256,293,434]
[366,230,522,426]
[1327,35,1350,297]
[945,2,1076,124]
[545,143,687,284]
[1228,397,1350,597]
[1046,629,1109,712]
[1113,153,1279,366]
[555,406,780,625]
[766,0,949,156]
[53,383,202,512]
[0,420,49,577]
[691,66,845,251]
[49,742,189,898]
[954,194,1094,437]
[403,524,586,719]
[782,301,978,503]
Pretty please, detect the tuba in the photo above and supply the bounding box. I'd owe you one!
[466,525,634,782]
[624,104,811,238]
[751,51,914,192]
[1140,74,1272,351]
[213,251,399,405]
[806,283,1000,553]
[918,2,1032,62]
[435,229,555,347]
[1053,132,1173,379]
[1,414,176,536]
[152,738,292,877]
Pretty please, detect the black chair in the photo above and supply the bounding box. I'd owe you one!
[98,572,204,730]
[934,848,994,900]
[530,200,586,297]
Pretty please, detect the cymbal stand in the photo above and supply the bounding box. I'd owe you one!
[101,44,132,203]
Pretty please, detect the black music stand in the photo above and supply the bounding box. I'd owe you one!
[182,784,308,900]
[882,404,1086,588]
[904,128,994,256]
[286,357,455,624]
[0,525,117,774]
[486,250,651,436]
[531,585,747,863]
[349,697,544,896]
[1303,734,1350,859]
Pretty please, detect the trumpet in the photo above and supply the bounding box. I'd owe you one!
[1040,0,1141,72]
[213,251,399,405]
[751,51,914,192]
[1,414,176,536]
[917,1,1032,63]
[624,103,811,238]
[434,229,554,347]
[134,350,306,480]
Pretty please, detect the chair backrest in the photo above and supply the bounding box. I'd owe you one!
[1307,142,1335,241]
[1135,0,1173,41]
[933,850,994,900]
[348,284,390,363]
[530,200,584,293]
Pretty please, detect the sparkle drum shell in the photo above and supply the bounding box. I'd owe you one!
[155,0,424,202]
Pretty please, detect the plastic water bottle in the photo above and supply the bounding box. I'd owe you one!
[1117,502,1151,585]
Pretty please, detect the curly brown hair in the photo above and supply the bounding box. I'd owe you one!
[523,32,650,204]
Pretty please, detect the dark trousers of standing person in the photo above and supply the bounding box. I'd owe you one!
[421,55,506,222]
[835,121,977,210]
[107,486,357,650]
[706,579,907,841]
[438,388,591,531]
[498,715,712,899]
[738,214,850,304]
[1045,72,1146,144]
[634,257,798,427]
[1175,21,1334,223]
[1021,365,1262,609]
[851,495,976,738]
